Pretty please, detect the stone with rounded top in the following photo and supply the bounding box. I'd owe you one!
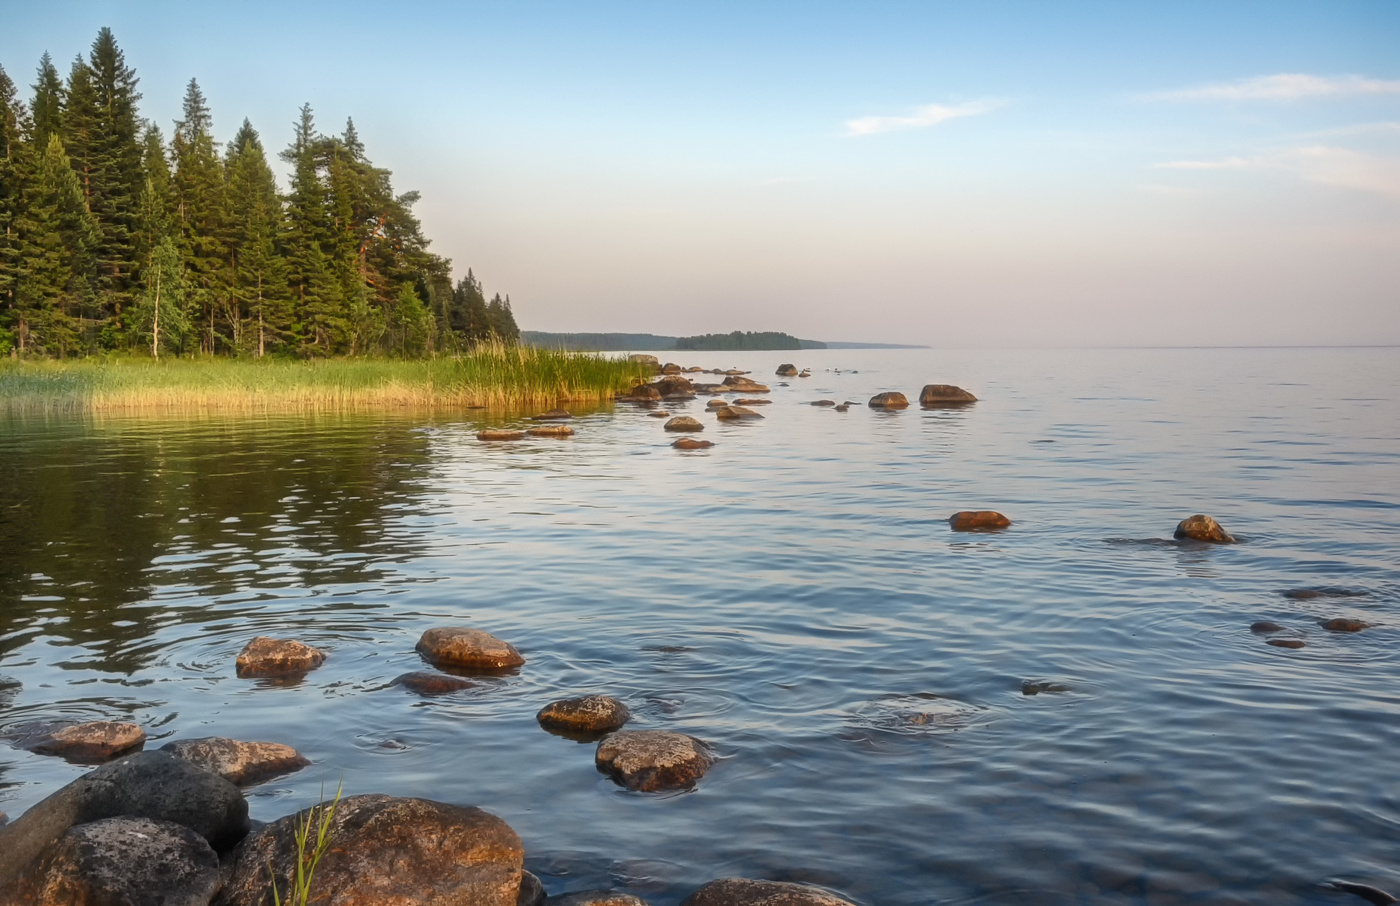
[919,384,978,405]
[672,438,714,450]
[393,671,477,695]
[715,406,763,420]
[628,354,659,366]
[528,425,575,438]
[868,392,908,408]
[1320,618,1370,633]
[721,376,771,393]
[20,721,146,764]
[595,730,714,792]
[664,416,704,432]
[775,364,798,376]
[537,695,631,735]
[706,399,728,408]
[1267,638,1306,649]
[235,636,326,678]
[1174,514,1235,543]
[680,878,857,906]
[647,410,671,418]
[478,430,527,441]
[1250,621,1285,634]
[530,409,572,420]
[162,737,309,786]
[417,627,525,670]
[948,511,1011,532]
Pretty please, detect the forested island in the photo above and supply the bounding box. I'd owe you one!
[522,331,827,351]
[0,28,518,360]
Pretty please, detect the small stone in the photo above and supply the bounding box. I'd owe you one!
[22,721,146,763]
[811,400,835,406]
[1250,621,1285,634]
[833,404,849,412]
[235,636,326,678]
[519,870,547,906]
[948,511,1011,532]
[661,363,682,374]
[706,399,728,408]
[714,406,763,420]
[775,364,798,376]
[595,730,714,792]
[478,430,527,441]
[538,696,630,735]
[1267,638,1306,649]
[919,384,978,405]
[528,425,575,438]
[550,892,651,906]
[162,737,310,786]
[868,392,909,408]
[733,398,771,405]
[530,409,572,420]
[664,416,704,432]
[416,627,525,670]
[392,672,477,695]
[1320,618,1370,633]
[1174,514,1235,543]
[647,409,671,418]
[681,878,857,906]
[1021,680,1070,695]
[672,438,714,450]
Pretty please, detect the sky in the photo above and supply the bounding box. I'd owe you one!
[3,1,1398,347]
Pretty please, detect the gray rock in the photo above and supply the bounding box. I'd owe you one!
[519,870,547,906]
[235,636,326,678]
[680,878,856,906]
[549,892,650,906]
[537,696,630,735]
[216,794,524,906]
[1174,514,1235,543]
[162,737,310,786]
[595,730,714,792]
[416,627,526,670]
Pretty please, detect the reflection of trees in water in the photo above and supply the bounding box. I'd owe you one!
[0,414,434,672]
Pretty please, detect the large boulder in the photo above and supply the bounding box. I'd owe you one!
[775,364,798,376]
[14,721,146,764]
[664,417,704,433]
[216,795,524,906]
[919,384,978,405]
[653,375,695,398]
[235,637,326,678]
[948,511,1011,532]
[1173,514,1235,543]
[681,879,856,906]
[537,696,630,736]
[162,737,310,786]
[595,730,714,792]
[867,392,908,409]
[416,628,525,671]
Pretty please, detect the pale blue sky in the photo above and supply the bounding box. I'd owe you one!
[4,1,1397,345]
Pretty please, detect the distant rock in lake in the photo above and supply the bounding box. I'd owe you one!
[714,405,763,420]
[948,511,1011,532]
[1173,514,1235,543]
[672,438,714,450]
[528,425,575,438]
[235,636,326,678]
[867,392,908,408]
[664,416,704,432]
[1320,618,1370,633]
[919,384,978,406]
[776,364,798,376]
[478,430,527,441]
[392,672,477,695]
[530,409,572,420]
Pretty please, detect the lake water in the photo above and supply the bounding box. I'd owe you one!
[1,347,1398,906]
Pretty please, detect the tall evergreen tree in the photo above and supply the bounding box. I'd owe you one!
[0,64,27,342]
[486,292,519,343]
[280,104,343,353]
[30,53,64,150]
[133,123,172,283]
[171,78,227,353]
[129,234,186,356]
[225,118,290,356]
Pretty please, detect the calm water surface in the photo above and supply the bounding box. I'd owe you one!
[1,347,1398,905]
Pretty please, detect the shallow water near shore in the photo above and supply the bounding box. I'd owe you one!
[2,346,1399,905]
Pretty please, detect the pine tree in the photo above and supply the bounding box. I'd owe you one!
[225,119,290,356]
[31,53,64,150]
[1,64,28,346]
[281,104,344,353]
[171,78,228,353]
[450,269,491,346]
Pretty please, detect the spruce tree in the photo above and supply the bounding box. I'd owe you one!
[171,78,228,353]
[225,118,290,356]
[31,53,64,150]
[0,64,27,345]
[129,234,186,356]
[281,104,344,353]
[133,123,172,284]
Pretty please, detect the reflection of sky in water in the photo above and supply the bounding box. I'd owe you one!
[1,347,1399,905]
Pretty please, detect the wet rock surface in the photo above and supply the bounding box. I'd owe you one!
[680,878,857,906]
[948,511,1011,532]
[867,391,908,408]
[734,398,770,405]
[672,438,714,450]
[392,671,477,695]
[537,695,630,735]
[1283,587,1369,600]
[706,399,728,408]
[714,405,763,420]
[531,409,573,420]
[1267,638,1307,649]
[478,430,527,441]
[162,737,309,786]
[1321,618,1370,632]
[519,870,547,906]
[417,627,526,670]
[15,721,146,764]
[810,400,835,407]
[664,416,704,432]
[721,376,770,393]
[647,409,671,418]
[919,384,978,405]
[1174,514,1235,543]
[217,794,524,906]
[595,730,715,792]
[528,425,576,437]
[1250,621,1285,634]
[8,816,221,906]
[653,375,696,398]
[775,364,798,376]
[626,384,662,401]
[1021,680,1070,695]
[549,892,650,906]
[235,636,326,678]
[628,354,659,366]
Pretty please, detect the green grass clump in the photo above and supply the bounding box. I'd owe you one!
[271,782,343,906]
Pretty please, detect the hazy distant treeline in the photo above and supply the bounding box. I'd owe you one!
[0,29,518,358]
[675,331,821,351]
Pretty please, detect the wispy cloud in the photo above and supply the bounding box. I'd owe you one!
[1155,157,1254,170]
[1151,147,1400,200]
[1146,74,1400,102]
[844,99,1002,137]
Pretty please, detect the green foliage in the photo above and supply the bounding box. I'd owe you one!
[675,330,807,351]
[270,782,342,906]
[129,235,187,356]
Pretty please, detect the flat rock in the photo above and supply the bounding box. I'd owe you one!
[919,384,978,405]
[19,721,146,764]
[528,425,575,438]
[715,406,763,420]
[948,511,1011,532]
[595,730,714,792]
[798,370,811,377]
[235,636,326,678]
[1250,621,1285,634]
[647,410,671,418]
[537,696,630,735]
[867,392,908,408]
[10,816,220,906]
[478,430,527,441]
[811,400,835,407]
[416,627,525,670]
[1174,514,1235,543]
[1283,587,1369,600]
[672,438,714,450]
[706,399,729,408]
[833,403,849,412]
[680,878,857,906]
[1267,638,1306,649]
[775,364,798,376]
[162,737,309,786]
[734,398,771,405]
[720,376,770,393]
[1320,618,1370,632]
[549,892,650,906]
[216,794,524,906]
[393,671,477,695]
[531,409,572,420]
[664,416,704,432]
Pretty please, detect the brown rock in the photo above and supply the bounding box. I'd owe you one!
[595,730,714,792]
[0,813,7,828]
[392,672,477,695]
[1020,680,1070,695]
[706,399,729,409]
[216,795,524,906]
[1267,638,1306,649]
[627,384,663,401]
[628,354,660,366]
[235,636,326,678]
[775,364,798,376]
[416,627,525,670]
[867,392,908,408]
[528,425,576,438]
[550,892,650,906]
[537,695,630,735]
[811,400,835,407]
[919,384,978,405]
[647,410,671,418]
[1282,587,1369,600]
[714,406,763,420]
[478,430,527,441]
[653,375,696,398]
[684,366,705,373]
[664,416,704,432]
[680,878,856,906]
[21,721,146,764]
[530,409,573,420]
[734,398,771,405]
[690,383,724,394]
[162,737,309,786]
[1321,618,1370,633]
[798,369,811,377]
[1174,514,1236,543]
[1250,621,1285,634]
[833,404,849,412]
[948,511,1011,532]
[661,363,682,375]
[672,438,714,450]
[724,369,747,376]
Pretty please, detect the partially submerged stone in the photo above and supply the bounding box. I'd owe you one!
[721,376,770,393]
[217,795,524,906]
[531,409,572,420]
[647,410,671,418]
[1021,680,1070,695]
[661,362,682,375]
[681,878,857,906]
[627,384,663,401]
[653,375,696,398]
[1267,638,1307,649]
[393,671,477,695]
[528,425,576,438]
[416,627,526,670]
[1250,621,1285,634]
[714,405,763,420]
[919,384,978,406]
[775,364,798,376]
[519,870,546,906]
[1174,514,1235,543]
[948,511,1011,532]
[734,398,771,405]
[162,737,310,786]
[235,636,326,678]
[478,430,527,441]
[595,730,714,792]
[537,695,630,735]
[19,720,146,764]
[1321,618,1370,633]
[868,391,908,408]
[706,399,729,409]
[664,416,704,432]
[628,354,660,366]
[672,438,714,450]
[811,400,835,407]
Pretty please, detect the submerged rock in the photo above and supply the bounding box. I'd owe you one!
[595,730,714,792]
[416,627,526,670]
[672,438,714,450]
[867,392,908,408]
[706,399,729,409]
[392,671,477,695]
[1320,618,1370,633]
[647,410,671,418]
[919,384,978,405]
[528,425,576,438]
[798,369,811,377]
[519,870,547,906]
[664,416,704,432]
[550,892,650,906]
[661,363,682,375]
[628,354,660,366]
[235,636,326,678]
[948,511,1011,532]
[811,400,835,407]
[478,430,527,441]
[714,405,763,420]
[1283,587,1369,600]
[1021,680,1070,695]
[537,695,631,735]
[531,409,572,420]
[162,737,309,786]
[833,403,849,412]
[775,364,798,376]
[734,398,771,405]
[217,795,524,906]
[1173,514,1235,543]
[18,721,146,764]
[1267,638,1306,649]
[680,878,857,906]
[1250,621,1285,634]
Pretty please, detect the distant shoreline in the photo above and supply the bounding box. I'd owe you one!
[521,331,930,351]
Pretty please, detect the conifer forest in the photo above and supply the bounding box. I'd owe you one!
[0,28,520,359]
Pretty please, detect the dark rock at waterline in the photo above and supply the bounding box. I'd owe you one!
[393,671,477,695]
[216,795,525,906]
[691,382,725,394]
[416,627,525,671]
[1250,621,1285,634]
[235,636,326,678]
[1173,514,1236,543]
[0,812,7,828]
[1267,638,1307,649]
[919,384,978,406]
[662,363,682,375]
[868,392,908,408]
[811,400,835,406]
[538,696,630,735]
[549,892,651,906]
[948,511,1011,532]
[715,405,763,420]
[627,384,663,401]
[16,720,146,764]
[1325,880,1399,906]
[519,870,547,906]
[479,430,527,441]
[834,403,849,412]
[776,364,798,376]
[6,816,221,906]
[531,409,572,420]
[1021,680,1070,695]
[653,375,696,398]
[1283,587,1370,600]
[595,730,715,792]
[721,376,770,393]
[798,370,811,377]
[672,438,714,450]
[734,398,771,405]
[680,878,857,906]
[528,425,576,438]
[162,737,310,786]
[1320,618,1370,633]
[664,416,704,432]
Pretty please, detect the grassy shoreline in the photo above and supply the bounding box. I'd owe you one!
[0,345,649,414]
